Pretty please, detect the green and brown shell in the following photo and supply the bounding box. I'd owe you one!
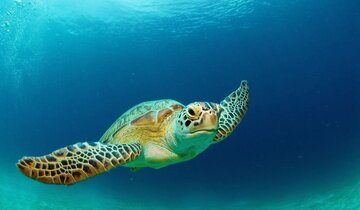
[100,99,184,145]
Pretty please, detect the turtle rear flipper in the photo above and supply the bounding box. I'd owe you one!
[17,142,141,185]
[214,80,250,142]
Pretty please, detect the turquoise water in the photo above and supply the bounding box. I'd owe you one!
[2,158,360,209]
[1,0,360,209]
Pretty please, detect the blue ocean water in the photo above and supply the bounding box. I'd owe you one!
[1,0,360,209]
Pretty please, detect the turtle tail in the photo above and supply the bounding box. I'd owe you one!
[17,142,141,185]
[214,80,250,142]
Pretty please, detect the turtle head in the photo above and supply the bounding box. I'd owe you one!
[175,102,220,143]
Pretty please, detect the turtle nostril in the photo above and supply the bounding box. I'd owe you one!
[188,108,195,116]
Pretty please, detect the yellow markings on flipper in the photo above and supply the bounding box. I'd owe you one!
[214,80,250,142]
[17,142,141,185]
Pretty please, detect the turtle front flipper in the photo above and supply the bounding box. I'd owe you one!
[17,142,141,185]
[214,80,250,143]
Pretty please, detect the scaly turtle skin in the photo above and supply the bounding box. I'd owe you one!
[17,80,250,185]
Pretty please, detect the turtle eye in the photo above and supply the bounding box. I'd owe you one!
[188,108,195,116]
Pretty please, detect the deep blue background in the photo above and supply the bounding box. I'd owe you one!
[1,0,360,204]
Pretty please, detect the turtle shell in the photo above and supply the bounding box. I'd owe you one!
[99,99,184,144]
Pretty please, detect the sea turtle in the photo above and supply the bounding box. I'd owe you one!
[17,80,250,185]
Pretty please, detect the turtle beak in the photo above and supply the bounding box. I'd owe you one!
[190,108,218,133]
[178,102,219,135]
